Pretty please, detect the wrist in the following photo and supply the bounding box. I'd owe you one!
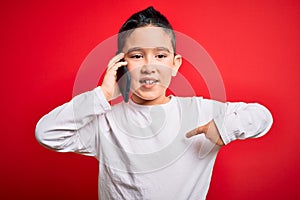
[99,86,112,102]
[206,120,225,146]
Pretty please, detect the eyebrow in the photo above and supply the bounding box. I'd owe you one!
[126,47,172,54]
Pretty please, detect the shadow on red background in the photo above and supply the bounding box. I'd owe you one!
[1,0,299,199]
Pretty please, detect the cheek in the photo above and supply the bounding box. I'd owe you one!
[159,68,173,86]
[159,65,173,76]
[127,65,139,78]
[126,63,140,78]
[126,62,135,71]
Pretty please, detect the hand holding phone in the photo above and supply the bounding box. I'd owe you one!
[116,59,131,103]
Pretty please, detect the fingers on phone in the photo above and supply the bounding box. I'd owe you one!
[107,61,128,78]
[115,61,128,69]
[108,53,125,68]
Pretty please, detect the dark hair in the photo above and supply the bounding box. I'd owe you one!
[117,6,176,53]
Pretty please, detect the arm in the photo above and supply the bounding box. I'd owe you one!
[186,100,273,146]
[35,53,128,155]
[35,87,111,156]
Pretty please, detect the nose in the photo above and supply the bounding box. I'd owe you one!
[141,64,156,74]
[141,54,157,74]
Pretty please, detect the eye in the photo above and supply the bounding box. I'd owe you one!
[130,54,143,59]
[155,54,167,59]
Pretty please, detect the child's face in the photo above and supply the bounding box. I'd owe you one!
[122,26,182,105]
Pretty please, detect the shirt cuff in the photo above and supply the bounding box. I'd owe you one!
[213,113,242,145]
[93,86,111,113]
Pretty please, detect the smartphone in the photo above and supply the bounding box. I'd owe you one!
[116,59,131,103]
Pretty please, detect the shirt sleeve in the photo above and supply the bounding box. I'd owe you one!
[35,87,111,156]
[199,99,273,145]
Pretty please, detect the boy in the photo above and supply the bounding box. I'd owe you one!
[36,6,273,200]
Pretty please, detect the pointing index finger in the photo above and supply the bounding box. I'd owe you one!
[186,127,204,138]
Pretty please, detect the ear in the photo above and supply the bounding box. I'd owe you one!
[172,54,182,76]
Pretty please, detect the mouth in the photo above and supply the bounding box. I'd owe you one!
[139,79,159,84]
[139,78,159,88]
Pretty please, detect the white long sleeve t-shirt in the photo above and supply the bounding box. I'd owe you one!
[35,87,273,200]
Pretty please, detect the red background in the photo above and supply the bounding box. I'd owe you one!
[1,0,299,199]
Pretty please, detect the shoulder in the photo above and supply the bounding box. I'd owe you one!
[174,96,223,114]
[172,96,206,113]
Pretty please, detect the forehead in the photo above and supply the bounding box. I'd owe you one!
[122,26,173,52]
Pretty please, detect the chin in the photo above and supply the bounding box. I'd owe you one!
[135,93,159,101]
[132,91,165,103]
